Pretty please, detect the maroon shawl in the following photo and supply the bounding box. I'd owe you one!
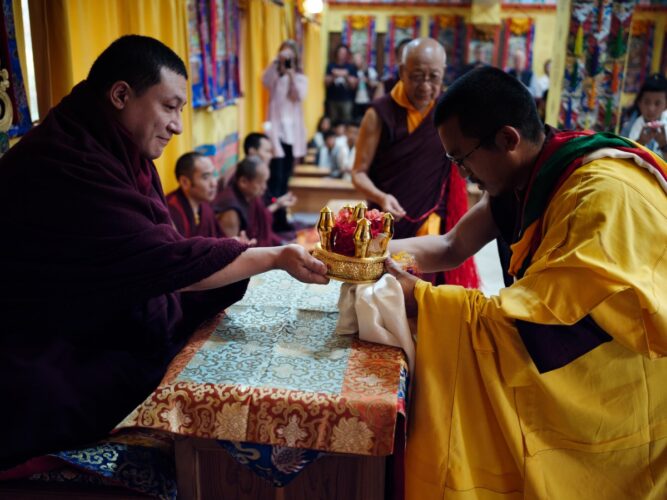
[0,81,249,469]
[213,183,282,247]
[369,95,450,238]
[368,95,479,288]
[166,187,223,238]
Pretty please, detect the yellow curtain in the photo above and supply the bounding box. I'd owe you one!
[303,19,324,138]
[28,0,192,194]
[239,0,288,144]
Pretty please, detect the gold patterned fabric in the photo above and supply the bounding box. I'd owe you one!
[117,271,408,456]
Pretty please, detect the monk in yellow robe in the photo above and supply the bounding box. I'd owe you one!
[388,67,667,499]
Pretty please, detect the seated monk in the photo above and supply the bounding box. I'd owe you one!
[166,151,222,238]
[214,157,287,247]
[0,35,327,472]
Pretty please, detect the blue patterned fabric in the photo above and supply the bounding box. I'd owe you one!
[28,431,177,500]
[217,441,322,487]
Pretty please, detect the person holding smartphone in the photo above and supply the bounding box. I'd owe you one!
[262,40,307,232]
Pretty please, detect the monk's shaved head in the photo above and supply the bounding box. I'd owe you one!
[401,38,446,67]
[398,38,446,112]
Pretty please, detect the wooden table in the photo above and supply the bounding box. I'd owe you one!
[288,177,363,213]
[293,164,331,177]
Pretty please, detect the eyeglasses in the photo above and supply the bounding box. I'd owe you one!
[446,142,484,170]
[445,133,496,170]
[407,72,443,85]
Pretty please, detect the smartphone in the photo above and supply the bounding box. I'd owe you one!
[284,58,292,69]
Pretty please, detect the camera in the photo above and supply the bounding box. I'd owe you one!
[284,58,292,69]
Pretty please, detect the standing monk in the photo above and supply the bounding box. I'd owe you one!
[352,38,478,287]
[166,152,222,238]
[0,35,327,471]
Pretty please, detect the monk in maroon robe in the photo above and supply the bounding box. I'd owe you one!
[166,152,223,238]
[214,157,283,247]
[352,38,478,288]
[0,35,326,471]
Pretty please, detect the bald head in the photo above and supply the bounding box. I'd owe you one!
[401,38,446,67]
[399,38,446,111]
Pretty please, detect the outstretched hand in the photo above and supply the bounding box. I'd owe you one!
[277,244,329,284]
[233,231,257,246]
[381,194,406,220]
[385,258,419,318]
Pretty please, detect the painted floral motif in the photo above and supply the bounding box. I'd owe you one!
[271,446,310,474]
[276,414,308,447]
[331,417,374,453]
[214,402,248,441]
[159,401,192,431]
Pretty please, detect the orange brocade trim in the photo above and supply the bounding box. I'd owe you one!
[116,338,405,456]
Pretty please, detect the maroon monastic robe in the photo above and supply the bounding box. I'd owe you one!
[166,187,223,238]
[0,81,249,470]
[368,95,479,287]
[213,183,283,247]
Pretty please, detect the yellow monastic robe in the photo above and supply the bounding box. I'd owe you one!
[407,157,667,499]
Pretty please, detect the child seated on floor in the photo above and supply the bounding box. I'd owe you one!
[316,130,337,168]
[330,121,359,180]
[309,115,331,150]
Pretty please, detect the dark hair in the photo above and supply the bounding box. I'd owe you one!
[317,115,331,132]
[87,35,188,96]
[636,73,667,104]
[243,132,269,155]
[332,120,345,130]
[234,156,263,183]
[434,66,543,144]
[345,119,361,129]
[323,130,337,140]
[175,151,205,180]
[280,39,301,72]
[333,44,350,61]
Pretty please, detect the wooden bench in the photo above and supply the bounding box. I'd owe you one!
[303,153,317,164]
[288,177,363,213]
[294,164,331,177]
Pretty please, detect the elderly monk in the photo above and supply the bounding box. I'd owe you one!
[167,151,222,238]
[352,38,477,287]
[214,157,283,247]
[0,35,327,471]
[387,67,667,498]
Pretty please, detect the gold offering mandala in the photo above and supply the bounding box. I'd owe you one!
[313,243,388,284]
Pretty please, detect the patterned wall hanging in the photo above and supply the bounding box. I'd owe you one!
[430,15,466,86]
[499,18,535,71]
[465,24,501,68]
[342,15,377,69]
[559,0,635,132]
[0,0,32,143]
[623,19,654,94]
[384,15,421,78]
[501,0,556,5]
[187,0,241,109]
[329,0,470,4]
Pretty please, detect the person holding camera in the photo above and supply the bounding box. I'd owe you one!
[262,40,307,231]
